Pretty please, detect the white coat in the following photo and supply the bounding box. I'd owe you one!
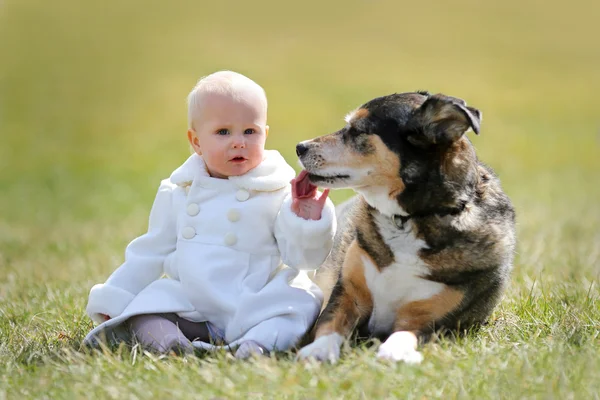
[84,150,336,351]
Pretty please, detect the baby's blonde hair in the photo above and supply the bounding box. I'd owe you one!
[187,70,268,130]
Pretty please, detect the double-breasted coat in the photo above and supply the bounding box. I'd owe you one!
[84,150,336,351]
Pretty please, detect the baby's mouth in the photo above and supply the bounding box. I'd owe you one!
[230,157,247,163]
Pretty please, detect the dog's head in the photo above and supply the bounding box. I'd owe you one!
[297,92,482,215]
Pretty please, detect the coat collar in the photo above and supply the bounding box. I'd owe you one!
[169,150,296,192]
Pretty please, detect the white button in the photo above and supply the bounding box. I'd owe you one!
[235,189,250,202]
[182,226,196,239]
[227,209,241,222]
[185,186,191,195]
[187,203,200,216]
[224,232,237,246]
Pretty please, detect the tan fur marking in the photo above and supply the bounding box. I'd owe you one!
[345,108,370,124]
[353,108,369,121]
[341,242,373,313]
[363,136,405,195]
[394,286,464,332]
[315,240,373,338]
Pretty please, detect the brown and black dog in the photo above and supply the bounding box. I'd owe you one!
[296,92,516,363]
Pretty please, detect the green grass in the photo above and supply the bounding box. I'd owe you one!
[1,0,599,398]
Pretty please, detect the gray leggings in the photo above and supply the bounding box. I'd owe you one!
[127,313,215,353]
[127,313,266,358]
[156,313,212,342]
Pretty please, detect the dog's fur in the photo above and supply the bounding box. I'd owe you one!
[296,92,516,363]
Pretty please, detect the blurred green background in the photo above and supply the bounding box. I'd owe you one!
[2,0,599,275]
[2,0,599,212]
[2,0,599,319]
[1,0,599,397]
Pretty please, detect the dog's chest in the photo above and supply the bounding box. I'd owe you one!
[362,216,445,335]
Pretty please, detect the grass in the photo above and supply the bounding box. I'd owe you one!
[1,0,599,398]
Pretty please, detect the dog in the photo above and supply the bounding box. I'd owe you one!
[296,91,516,363]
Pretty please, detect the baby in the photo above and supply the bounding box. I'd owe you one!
[84,71,336,358]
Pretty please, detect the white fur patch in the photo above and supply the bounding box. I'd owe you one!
[377,331,423,364]
[297,333,344,363]
[358,186,408,217]
[344,108,359,124]
[362,213,445,335]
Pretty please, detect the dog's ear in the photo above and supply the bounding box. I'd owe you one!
[407,94,481,147]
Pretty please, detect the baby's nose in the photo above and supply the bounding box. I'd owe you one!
[232,136,246,148]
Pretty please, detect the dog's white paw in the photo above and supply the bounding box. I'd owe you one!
[377,345,423,364]
[297,333,344,363]
[376,331,423,364]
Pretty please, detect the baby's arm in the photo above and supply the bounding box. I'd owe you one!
[86,179,178,323]
[274,172,336,270]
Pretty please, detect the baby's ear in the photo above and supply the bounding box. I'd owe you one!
[187,129,202,155]
[265,125,270,137]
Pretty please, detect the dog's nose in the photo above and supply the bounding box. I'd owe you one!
[296,143,309,157]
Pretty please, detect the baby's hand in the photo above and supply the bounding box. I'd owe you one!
[291,171,330,220]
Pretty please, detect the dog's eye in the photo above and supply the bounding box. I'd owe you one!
[347,127,362,137]
[342,127,363,144]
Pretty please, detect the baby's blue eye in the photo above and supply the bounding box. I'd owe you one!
[216,129,229,135]
[244,128,255,135]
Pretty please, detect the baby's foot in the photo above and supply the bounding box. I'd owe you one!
[235,340,269,359]
[296,333,343,363]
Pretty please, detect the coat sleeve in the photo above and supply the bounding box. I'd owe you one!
[274,189,336,271]
[86,179,178,323]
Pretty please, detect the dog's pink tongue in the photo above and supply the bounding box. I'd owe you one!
[295,170,318,199]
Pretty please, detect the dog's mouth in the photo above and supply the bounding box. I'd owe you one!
[307,172,351,184]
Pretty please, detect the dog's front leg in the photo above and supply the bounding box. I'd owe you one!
[377,286,463,363]
[298,241,373,363]
[376,306,426,364]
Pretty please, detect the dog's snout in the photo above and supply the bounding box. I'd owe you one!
[296,143,309,157]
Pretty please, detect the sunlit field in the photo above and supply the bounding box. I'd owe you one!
[1,0,599,398]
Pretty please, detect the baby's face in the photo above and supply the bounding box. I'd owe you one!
[188,91,268,178]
